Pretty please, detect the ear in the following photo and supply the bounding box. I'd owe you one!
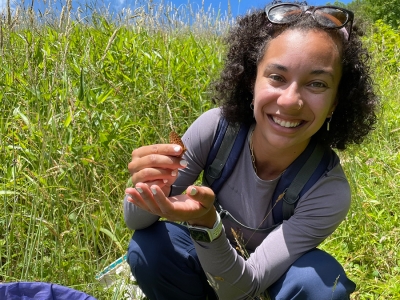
[327,99,338,118]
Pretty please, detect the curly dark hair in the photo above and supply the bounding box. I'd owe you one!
[212,3,378,150]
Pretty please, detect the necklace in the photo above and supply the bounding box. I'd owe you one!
[249,128,257,174]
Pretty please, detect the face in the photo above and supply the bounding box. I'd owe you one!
[253,29,342,153]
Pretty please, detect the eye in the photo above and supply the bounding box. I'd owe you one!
[309,81,328,88]
[268,74,285,82]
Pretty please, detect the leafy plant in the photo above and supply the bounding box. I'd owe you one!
[366,20,400,72]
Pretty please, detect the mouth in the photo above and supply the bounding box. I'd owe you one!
[271,116,303,128]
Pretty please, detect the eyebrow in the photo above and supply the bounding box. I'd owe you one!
[266,63,288,72]
[310,69,335,80]
[264,63,335,80]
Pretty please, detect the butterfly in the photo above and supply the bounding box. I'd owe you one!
[169,131,186,156]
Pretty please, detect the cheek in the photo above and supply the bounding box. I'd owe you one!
[312,102,335,123]
[254,84,277,105]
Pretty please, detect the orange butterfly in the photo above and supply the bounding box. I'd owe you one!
[169,131,186,156]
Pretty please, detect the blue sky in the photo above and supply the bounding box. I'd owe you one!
[108,0,353,17]
[1,0,352,17]
[157,0,352,16]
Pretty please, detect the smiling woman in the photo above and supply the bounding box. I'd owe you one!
[251,29,343,177]
[123,1,379,299]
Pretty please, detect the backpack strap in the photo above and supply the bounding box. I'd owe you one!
[203,118,249,194]
[272,139,334,223]
[282,143,325,220]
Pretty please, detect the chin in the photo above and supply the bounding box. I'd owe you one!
[268,135,311,151]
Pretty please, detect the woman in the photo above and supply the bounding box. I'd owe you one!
[124,2,378,299]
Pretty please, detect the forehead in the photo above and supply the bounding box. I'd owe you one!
[260,29,343,73]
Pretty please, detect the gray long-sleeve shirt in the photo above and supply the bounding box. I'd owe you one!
[124,107,351,299]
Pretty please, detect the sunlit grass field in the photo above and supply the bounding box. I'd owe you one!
[1,1,399,299]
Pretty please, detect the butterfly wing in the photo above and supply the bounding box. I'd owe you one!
[169,131,186,156]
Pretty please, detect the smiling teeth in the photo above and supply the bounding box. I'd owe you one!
[272,117,301,128]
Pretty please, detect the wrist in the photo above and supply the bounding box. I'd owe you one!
[187,207,217,229]
[187,209,223,243]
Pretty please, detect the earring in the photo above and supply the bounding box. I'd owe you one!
[326,112,333,131]
[250,102,255,118]
[297,101,303,110]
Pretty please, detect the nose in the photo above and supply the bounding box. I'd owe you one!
[277,82,303,111]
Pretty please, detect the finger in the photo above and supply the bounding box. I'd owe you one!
[134,183,163,215]
[125,188,150,211]
[143,179,168,187]
[131,144,184,160]
[149,185,176,217]
[130,167,180,187]
[185,185,215,210]
[129,155,186,174]
[130,179,172,198]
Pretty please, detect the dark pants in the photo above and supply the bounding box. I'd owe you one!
[127,221,356,300]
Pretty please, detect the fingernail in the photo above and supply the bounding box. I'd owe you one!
[151,187,157,195]
[190,187,197,196]
[136,187,143,193]
[174,146,181,152]
[180,160,188,167]
[171,170,177,177]
[163,179,168,183]
[126,196,135,203]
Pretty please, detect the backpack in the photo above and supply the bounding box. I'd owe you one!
[202,117,335,229]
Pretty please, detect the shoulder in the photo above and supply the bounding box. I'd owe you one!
[279,158,351,251]
[325,154,351,200]
[298,157,351,219]
[182,107,222,148]
[186,107,222,129]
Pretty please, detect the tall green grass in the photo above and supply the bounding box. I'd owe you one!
[0,1,227,297]
[1,1,399,299]
[320,24,400,298]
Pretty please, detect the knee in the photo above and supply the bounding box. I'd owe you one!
[126,221,194,277]
[127,221,171,274]
[298,249,355,299]
[287,264,350,299]
[269,249,355,300]
[127,239,161,278]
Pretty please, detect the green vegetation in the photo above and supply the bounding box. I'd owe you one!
[319,16,400,299]
[360,0,400,29]
[1,1,399,299]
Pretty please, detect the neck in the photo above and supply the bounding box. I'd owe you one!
[251,126,310,180]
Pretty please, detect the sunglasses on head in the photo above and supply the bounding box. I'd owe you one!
[265,3,354,40]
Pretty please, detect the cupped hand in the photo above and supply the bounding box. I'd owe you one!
[128,143,187,195]
[125,184,216,224]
